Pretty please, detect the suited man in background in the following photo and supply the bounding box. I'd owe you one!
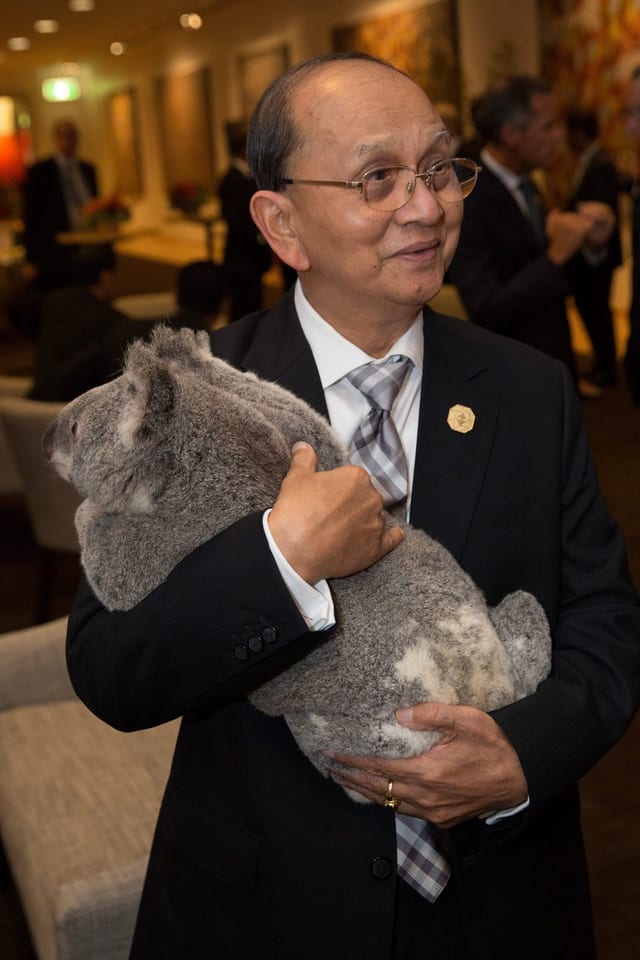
[66,53,640,959]
[565,107,622,389]
[22,118,98,292]
[448,76,615,382]
[218,120,272,321]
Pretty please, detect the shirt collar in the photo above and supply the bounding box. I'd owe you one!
[294,280,424,390]
[480,147,524,193]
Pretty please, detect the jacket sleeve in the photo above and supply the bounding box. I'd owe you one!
[66,512,325,732]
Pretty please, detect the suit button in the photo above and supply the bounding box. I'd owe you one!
[234,644,249,661]
[370,857,393,880]
[261,625,277,644]
[248,635,263,653]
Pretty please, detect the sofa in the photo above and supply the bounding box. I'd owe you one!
[0,616,178,960]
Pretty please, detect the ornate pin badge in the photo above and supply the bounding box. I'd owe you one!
[447,404,476,434]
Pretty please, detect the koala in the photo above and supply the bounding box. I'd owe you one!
[44,325,551,797]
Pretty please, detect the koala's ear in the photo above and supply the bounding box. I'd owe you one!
[118,364,177,449]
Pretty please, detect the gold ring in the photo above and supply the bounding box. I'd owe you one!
[383,778,400,810]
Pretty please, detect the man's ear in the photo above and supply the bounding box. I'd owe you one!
[250,190,310,272]
[500,122,524,151]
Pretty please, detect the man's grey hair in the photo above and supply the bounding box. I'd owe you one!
[247,51,408,191]
[472,75,552,145]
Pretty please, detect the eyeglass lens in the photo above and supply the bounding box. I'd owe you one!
[363,160,477,211]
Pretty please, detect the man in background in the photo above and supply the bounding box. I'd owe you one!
[565,107,621,390]
[218,120,272,321]
[22,118,98,293]
[448,75,614,381]
[29,243,129,402]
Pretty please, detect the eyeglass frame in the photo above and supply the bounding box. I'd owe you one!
[279,157,482,212]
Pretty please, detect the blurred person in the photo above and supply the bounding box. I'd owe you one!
[565,107,622,388]
[168,259,225,331]
[448,75,615,382]
[22,118,98,292]
[29,243,129,402]
[64,53,640,960]
[218,120,272,321]
[623,66,640,406]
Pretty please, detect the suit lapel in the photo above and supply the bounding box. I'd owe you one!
[241,291,329,417]
[410,309,498,560]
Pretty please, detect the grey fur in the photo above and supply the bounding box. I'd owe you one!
[44,326,551,796]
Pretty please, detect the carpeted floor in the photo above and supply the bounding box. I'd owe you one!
[0,323,639,958]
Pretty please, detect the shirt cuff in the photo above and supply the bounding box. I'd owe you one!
[483,797,530,825]
[262,510,336,631]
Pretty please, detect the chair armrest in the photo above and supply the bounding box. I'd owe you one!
[0,618,76,710]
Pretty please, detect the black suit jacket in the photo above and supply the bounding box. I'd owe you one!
[448,166,576,372]
[218,164,272,278]
[66,289,640,959]
[23,155,98,287]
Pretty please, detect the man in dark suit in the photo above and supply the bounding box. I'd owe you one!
[218,120,272,321]
[448,76,615,382]
[565,107,622,388]
[66,53,640,960]
[22,118,98,291]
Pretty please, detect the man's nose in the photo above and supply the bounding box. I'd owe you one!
[396,177,444,223]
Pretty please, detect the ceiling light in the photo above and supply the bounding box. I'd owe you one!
[7,37,31,52]
[42,77,81,102]
[110,42,127,56]
[69,0,96,11]
[35,20,59,33]
[179,13,203,30]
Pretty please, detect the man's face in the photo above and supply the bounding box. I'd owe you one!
[626,78,640,142]
[54,122,78,158]
[511,92,563,171]
[280,61,463,329]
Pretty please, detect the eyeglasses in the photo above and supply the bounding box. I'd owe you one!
[280,158,481,212]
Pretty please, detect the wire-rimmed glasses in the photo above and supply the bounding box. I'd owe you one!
[280,158,481,212]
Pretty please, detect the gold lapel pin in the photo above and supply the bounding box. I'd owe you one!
[447,404,476,434]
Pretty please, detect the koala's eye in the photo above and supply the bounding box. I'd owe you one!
[70,421,79,438]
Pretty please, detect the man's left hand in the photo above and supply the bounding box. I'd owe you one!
[325,702,528,828]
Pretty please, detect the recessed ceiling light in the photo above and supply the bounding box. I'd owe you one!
[69,0,96,11]
[110,41,127,56]
[180,13,203,31]
[7,37,31,52]
[35,20,60,34]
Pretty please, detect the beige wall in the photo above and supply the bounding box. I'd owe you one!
[8,0,541,229]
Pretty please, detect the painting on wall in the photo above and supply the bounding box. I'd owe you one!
[332,0,460,110]
[238,45,290,119]
[156,67,215,199]
[106,88,142,197]
[540,0,640,165]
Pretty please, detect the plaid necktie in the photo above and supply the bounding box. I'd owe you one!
[346,355,451,901]
[396,814,451,902]
[346,356,412,508]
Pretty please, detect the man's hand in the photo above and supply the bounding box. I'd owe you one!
[325,702,528,828]
[577,200,616,249]
[545,208,594,265]
[268,441,405,584]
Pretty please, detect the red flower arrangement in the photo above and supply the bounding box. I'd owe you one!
[81,195,131,229]
[169,181,207,215]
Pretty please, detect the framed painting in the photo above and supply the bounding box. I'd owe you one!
[106,88,142,197]
[238,45,290,119]
[156,66,215,196]
[332,0,460,110]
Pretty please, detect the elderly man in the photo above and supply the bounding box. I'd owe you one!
[448,76,615,383]
[66,53,640,960]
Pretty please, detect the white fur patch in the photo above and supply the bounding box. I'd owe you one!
[128,483,154,514]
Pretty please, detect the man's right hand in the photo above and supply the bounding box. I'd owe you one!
[545,208,593,265]
[268,442,405,584]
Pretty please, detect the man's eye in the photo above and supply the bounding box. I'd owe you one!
[366,168,394,183]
